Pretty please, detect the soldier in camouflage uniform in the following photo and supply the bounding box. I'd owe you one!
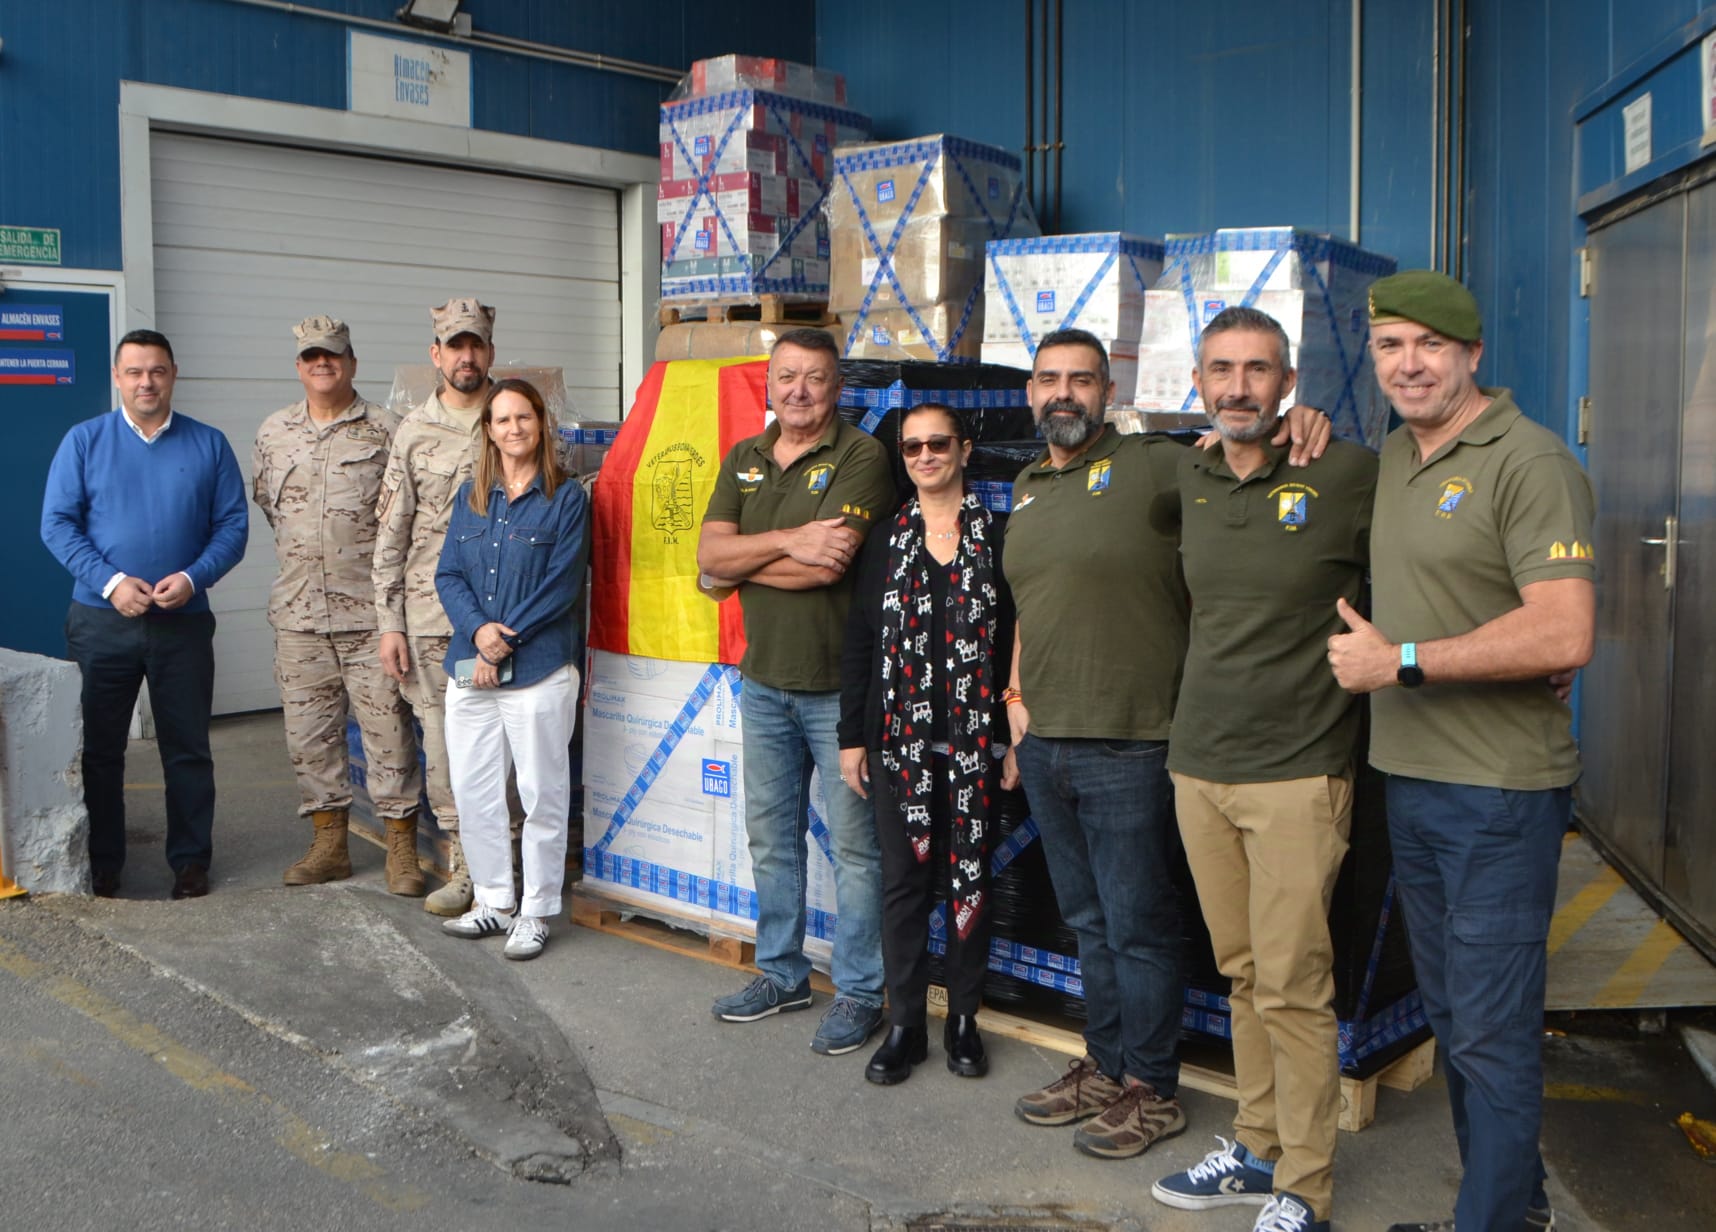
[253,316,426,894]
[374,297,497,915]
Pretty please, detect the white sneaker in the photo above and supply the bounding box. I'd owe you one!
[504,914,549,960]
[442,903,512,939]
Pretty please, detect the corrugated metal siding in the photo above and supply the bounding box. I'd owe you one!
[1462,0,1709,437]
[0,0,815,270]
[818,0,1358,239]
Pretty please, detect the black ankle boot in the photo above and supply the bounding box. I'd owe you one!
[944,1014,988,1077]
[865,1024,929,1085]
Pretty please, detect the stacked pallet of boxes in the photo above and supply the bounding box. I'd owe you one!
[828,135,1040,363]
[582,357,846,960]
[658,56,870,310]
[981,232,1165,406]
[1136,227,1397,448]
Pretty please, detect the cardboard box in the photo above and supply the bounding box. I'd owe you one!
[658,89,870,303]
[980,233,1163,404]
[687,55,846,107]
[826,135,1038,361]
[838,304,988,363]
[1134,229,1396,447]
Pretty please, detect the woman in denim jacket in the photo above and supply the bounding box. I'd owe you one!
[434,378,588,960]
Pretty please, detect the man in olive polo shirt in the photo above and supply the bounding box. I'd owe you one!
[1005,327,1330,1163]
[1328,271,1595,1232]
[697,328,897,1056]
[1149,307,1376,1232]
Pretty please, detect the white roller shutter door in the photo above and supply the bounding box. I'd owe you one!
[149,132,621,715]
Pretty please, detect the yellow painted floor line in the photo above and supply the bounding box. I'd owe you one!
[1593,918,1685,1008]
[0,936,429,1211]
[1547,864,1625,956]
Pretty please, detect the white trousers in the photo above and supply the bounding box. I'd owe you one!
[444,663,578,918]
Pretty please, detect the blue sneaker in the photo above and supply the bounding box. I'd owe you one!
[711,974,812,1022]
[809,997,883,1055]
[1254,1192,1327,1232]
[1151,1136,1274,1209]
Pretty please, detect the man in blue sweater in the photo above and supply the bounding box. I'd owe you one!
[40,329,249,899]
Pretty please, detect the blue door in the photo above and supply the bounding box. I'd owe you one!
[3,286,114,658]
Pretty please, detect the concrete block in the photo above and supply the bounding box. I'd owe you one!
[0,647,89,893]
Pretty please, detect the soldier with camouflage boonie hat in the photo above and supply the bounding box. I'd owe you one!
[373,296,499,915]
[254,316,425,895]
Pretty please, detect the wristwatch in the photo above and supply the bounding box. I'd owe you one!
[1397,642,1425,689]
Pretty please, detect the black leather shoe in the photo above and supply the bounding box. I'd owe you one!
[944,1014,988,1077]
[91,868,120,898]
[864,1025,928,1086]
[171,864,210,900]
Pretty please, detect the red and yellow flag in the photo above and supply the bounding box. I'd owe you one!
[590,357,769,665]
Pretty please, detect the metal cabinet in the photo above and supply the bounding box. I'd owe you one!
[1582,176,1716,958]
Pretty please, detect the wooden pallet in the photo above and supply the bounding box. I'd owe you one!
[658,295,834,327]
[568,885,1433,1131]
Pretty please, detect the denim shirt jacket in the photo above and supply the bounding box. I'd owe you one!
[434,473,589,689]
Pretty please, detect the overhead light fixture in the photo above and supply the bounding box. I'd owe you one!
[396,0,468,36]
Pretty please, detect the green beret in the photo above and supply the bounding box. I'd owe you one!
[1367,270,1482,342]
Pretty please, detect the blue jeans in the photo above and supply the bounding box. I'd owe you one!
[1386,776,1565,1229]
[1015,734,1182,1094]
[740,682,884,1006]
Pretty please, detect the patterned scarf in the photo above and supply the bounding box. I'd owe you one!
[878,491,1000,940]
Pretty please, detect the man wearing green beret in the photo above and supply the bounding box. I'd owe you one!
[1327,270,1595,1232]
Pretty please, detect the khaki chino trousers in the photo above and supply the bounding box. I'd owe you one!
[1171,772,1353,1219]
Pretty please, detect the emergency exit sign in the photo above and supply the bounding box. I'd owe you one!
[0,226,62,265]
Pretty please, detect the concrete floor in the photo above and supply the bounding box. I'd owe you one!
[11,710,1716,1231]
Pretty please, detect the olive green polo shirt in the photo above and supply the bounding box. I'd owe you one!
[703,415,895,692]
[1370,389,1596,789]
[1003,427,1188,740]
[1168,438,1377,783]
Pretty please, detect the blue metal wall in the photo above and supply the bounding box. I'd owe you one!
[1464,0,1713,440]
[0,0,816,271]
[817,1,1360,239]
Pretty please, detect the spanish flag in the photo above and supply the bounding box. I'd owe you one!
[590,357,769,664]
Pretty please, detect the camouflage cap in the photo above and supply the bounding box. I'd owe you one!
[431,296,496,345]
[1367,270,1482,342]
[293,315,351,357]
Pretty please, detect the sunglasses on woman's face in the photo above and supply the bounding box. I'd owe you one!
[901,435,956,459]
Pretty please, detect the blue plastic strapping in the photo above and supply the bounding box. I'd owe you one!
[589,663,725,855]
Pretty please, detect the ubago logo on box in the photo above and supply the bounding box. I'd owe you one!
[701,759,732,797]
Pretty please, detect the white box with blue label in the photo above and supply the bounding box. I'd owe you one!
[828,135,1039,363]
[1134,228,1397,447]
[981,233,1163,404]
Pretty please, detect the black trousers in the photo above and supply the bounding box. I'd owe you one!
[65,602,217,875]
[869,750,991,1025]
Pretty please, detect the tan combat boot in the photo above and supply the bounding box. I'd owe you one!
[383,815,426,897]
[283,808,352,885]
[423,832,473,916]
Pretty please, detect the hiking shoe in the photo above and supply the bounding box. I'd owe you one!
[1072,1079,1187,1159]
[1152,1136,1274,1209]
[504,915,549,961]
[1254,1193,1327,1232]
[711,975,813,1022]
[441,902,512,939]
[1013,1055,1125,1126]
[810,997,884,1055]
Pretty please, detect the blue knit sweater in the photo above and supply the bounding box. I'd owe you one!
[40,409,249,611]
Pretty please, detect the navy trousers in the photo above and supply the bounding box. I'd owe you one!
[65,602,217,876]
[1386,776,1566,1230]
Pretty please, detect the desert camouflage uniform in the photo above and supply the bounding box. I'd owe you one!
[252,396,422,819]
[373,392,481,830]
